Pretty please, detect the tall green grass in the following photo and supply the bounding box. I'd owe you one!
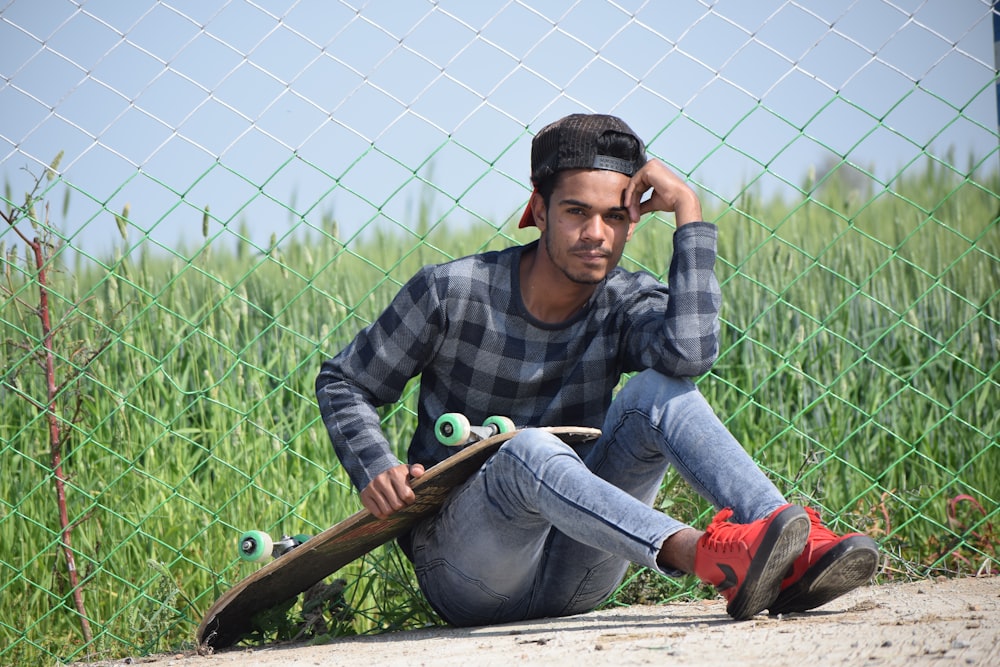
[1,162,997,664]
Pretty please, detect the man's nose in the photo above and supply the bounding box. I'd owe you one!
[580,214,607,242]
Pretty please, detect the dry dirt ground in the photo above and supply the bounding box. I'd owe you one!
[91,575,998,667]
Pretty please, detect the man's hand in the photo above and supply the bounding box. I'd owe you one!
[623,159,703,226]
[360,463,426,519]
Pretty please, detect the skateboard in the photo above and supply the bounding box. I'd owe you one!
[196,416,601,649]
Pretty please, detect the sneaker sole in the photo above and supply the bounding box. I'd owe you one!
[769,535,879,615]
[727,504,810,621]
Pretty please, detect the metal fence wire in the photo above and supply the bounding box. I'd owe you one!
[1,0,998,663]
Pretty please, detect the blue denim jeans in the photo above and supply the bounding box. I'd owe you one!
[410,370,788,626]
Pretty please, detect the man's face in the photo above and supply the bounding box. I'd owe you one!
[534,168,636,285]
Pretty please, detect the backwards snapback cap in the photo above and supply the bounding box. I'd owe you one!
[518,113,647,228]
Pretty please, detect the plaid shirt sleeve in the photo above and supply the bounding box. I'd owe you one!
[620,221,721,375]
[315,265,448,491]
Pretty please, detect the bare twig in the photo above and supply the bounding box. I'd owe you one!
[2,171,94,643]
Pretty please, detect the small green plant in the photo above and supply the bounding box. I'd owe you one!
[235,578,354,646]
[128,561,196,654]
[244,596,299,645]
[298,579,352,641]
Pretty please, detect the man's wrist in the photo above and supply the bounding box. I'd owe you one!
[674,193,703,227]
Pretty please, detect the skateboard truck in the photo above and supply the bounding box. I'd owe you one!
[435,413,516,446]
[238,531,311,562]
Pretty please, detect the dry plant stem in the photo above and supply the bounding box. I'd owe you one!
[5,207,93,643]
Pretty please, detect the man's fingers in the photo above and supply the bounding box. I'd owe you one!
[391,473,416,506]
[623,186,645,222]
[362,463,426,519]
[361,482,394,519]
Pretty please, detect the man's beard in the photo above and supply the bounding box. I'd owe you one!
[544,231,609,285]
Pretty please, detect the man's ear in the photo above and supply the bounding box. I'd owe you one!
[530,190,547,232]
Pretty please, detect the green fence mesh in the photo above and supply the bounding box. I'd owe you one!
[1,1,998,664]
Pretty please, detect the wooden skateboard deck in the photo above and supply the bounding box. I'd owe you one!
[196,425,601,649]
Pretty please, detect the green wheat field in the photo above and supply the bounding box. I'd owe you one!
[2,161,998,665]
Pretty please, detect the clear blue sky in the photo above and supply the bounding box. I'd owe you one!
[1,0,997,256]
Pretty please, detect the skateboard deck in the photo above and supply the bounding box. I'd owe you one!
[197,425,601,649]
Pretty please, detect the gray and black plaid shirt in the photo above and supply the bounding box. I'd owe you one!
[316,221,721,492]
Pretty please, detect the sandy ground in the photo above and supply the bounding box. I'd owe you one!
[89,575,998,667]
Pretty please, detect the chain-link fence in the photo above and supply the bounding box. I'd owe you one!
[2,1,998,664]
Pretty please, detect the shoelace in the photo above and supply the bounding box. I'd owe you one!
[701,508,753,553]
[805,508,839,544]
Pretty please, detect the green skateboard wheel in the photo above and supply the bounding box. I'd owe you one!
[238,530,274,562]
[435,412,471,445]
[483,415,516,435]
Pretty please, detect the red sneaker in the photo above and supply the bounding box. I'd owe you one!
[769,507,879,615]
[694,504,810,620]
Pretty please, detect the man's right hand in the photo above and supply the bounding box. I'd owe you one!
[623,159,703,227]
[360,463,426,519]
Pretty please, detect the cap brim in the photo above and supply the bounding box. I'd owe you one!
[518,187,539,228]
[517,200,536,228]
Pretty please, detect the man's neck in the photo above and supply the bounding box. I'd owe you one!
[518,244,597,324]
